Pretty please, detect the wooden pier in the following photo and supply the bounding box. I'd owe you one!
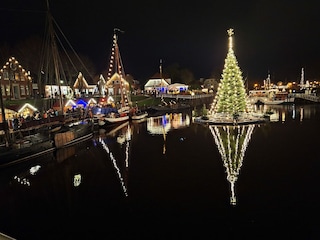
[156,93,215,107]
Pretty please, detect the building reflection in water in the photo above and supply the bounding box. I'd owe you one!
[147,112,191,154]
[209,124,255,205]
[253,104,317,122]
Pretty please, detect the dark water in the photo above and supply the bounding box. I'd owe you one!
[1,104,320,239]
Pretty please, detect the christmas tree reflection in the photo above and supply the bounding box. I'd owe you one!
[209,124,255,205]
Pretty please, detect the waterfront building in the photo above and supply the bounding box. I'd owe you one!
[144,72,171,94]
[73,72,97,97]
[0,57,33,100]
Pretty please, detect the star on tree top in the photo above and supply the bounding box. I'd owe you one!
[227,28,234,37]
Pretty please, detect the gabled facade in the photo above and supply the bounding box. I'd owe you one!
[0,57,33,100]
[144,72,171,94]
[73,72,97,97]
[105,73,130,96]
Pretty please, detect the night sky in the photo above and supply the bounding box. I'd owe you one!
[1,0,320,84]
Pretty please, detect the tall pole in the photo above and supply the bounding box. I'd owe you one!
[0,76,10,146]
[300,67,304,89]
[47,0,63,113]
[159,59,163,94]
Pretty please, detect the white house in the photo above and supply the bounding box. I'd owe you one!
[144,73,171,94]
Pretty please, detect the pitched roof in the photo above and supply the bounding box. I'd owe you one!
[106,73,129,86]
[144,79,170,87]
[73,72,90,89]
[150,72,169,79]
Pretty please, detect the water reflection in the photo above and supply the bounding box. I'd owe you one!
[13,165,41,186]
[1,105,320,239]
[55,145,76,163]
[73,173,81,187]
[96,122,132,197]
[8,144,80,189]
[147,112,191,154]
[209,124,256,205]
[147,112,191,134]
[254,104,318,122]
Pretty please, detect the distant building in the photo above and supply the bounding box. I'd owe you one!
[167,83,189,94]
[44,85,73,99]
[73,72,97,97]
[0,56,33,100]
[144,72,171,94]
[105,72,130,97]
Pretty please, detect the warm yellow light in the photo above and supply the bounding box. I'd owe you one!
[18,103,38,113]
[88,98,97,104]
[65,99,76,107]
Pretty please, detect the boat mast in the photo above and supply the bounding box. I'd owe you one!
[300,67,304,89]
[265,73,271,90]
[113,28,129,109]
[160,59,163,93]
[0,76,10,146]
[114,30,124,107]
[46,0,63,112]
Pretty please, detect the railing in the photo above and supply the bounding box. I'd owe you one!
[0,112,85,132]
[156,93,214,99]
[290,93,320,102]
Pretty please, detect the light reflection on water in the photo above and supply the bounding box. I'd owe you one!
[0,105,320,239]
[254,103,320,122]
[209,124,255,206]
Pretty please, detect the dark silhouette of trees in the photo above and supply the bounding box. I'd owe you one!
[164,62,195,84]
[0,35,97,90]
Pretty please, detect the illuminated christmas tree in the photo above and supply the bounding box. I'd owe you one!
[211,29,248,117]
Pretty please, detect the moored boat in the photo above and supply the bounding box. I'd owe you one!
[248,74,295,105]
[130,111,148,121]
[146,97,191,116]
[129,105,148,121]
[95,29,131,127]
[0,118,94,168]
[0,2,94,168]
[98,113,129,127]
[248,89,295,105]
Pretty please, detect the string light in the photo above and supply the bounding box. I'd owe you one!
[98,125,131,197]
[210,124,255,205]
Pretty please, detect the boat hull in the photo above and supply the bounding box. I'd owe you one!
[147,103,191,116]
[249,96,295,105]
[0,119,94,168]
[130,112,148,121]
[98,115,130,127]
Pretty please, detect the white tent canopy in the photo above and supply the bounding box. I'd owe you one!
[167,83,189,93]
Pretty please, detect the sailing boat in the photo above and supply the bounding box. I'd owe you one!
[42,1,94,145]
[130,101,148,121]
[0,1,94,168]
[96,29,131,127]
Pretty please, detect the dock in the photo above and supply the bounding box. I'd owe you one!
[290,93,320,103]
[156,93,215,106]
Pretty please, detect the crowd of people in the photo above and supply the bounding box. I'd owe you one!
[10,106,87,131]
